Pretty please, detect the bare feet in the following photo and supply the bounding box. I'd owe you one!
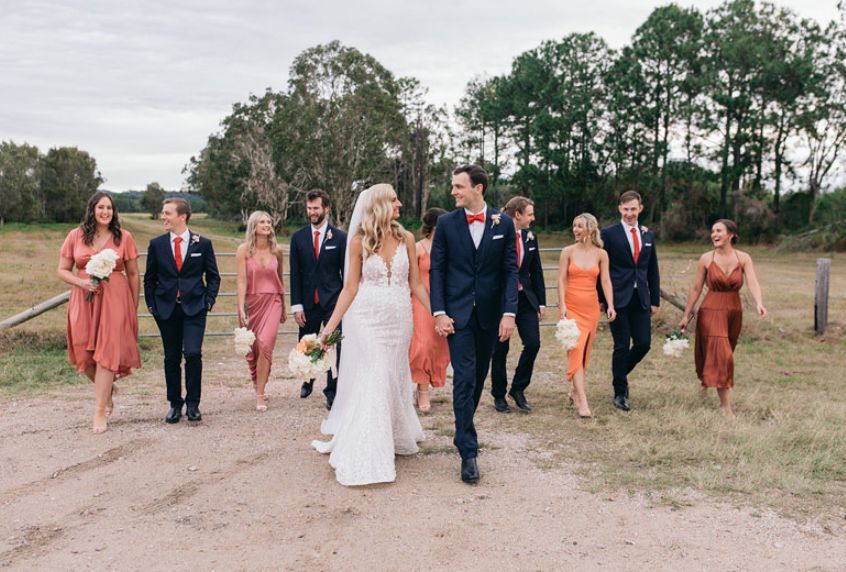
[92,410,108,433]
[105,383,118,417]
[256,394,267,412]
[417,387,431,414]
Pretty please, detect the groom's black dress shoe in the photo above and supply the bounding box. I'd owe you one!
[461,458,480,484]
[165,405,182,424]
[613,395,631,412]
[494,397,510,413]
[186,406,202,422]
[300,380,314,398]
[509,390,532,412]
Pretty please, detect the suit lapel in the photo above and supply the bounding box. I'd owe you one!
[475,209,497,269]
[457,212,477,264]
[317,225,332,263]
[618,223,636,265]
[180,232,198,273]
[518,229,526,270]
[162,234,179,274]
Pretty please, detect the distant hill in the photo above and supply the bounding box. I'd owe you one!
[107,190,207,214]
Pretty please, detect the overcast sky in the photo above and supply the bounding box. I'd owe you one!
[1,0,839,191]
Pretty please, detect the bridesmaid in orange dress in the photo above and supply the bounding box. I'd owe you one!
[679,219,766,416]
[57,191,141,433]
[236,211,287,412]
[557,213,616,418]
[409,207,449,413]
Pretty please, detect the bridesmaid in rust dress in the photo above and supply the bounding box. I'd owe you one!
[57,191,141,433]
[557,214,616,418]
[679,219,766,416]
[236,211,287,411]
[409,208,449,413]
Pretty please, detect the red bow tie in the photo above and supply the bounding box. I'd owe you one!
[466,212,485,224]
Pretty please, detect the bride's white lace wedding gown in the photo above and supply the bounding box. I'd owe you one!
[311,245,424,486]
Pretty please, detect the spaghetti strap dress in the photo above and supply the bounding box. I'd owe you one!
[695,253,743,389]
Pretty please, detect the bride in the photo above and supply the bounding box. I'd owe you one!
[312,184,431,486]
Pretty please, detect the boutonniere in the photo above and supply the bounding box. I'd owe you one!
[640,225,648,233]
[191,234,200,245]
[326,229,333,241]
[490,214,501,228]
[527,231,535,241]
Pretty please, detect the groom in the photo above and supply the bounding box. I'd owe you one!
[599,190,660,412]
[430,164,519,484]
[144,198,220,423]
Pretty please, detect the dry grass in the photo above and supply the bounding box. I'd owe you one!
[1,219,845,518]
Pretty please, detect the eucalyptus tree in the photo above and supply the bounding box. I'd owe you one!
[0,141,42,224]
[40,147,102,223]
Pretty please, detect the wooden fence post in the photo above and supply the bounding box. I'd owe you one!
[815,258,831,336]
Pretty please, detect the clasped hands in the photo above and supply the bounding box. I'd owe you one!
[434,314,516,342]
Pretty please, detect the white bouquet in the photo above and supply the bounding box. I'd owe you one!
[555,317,581,351]
[84,248,119,302]
[288,331,343,380]
[663,330,690,358]
[233,327,256,357]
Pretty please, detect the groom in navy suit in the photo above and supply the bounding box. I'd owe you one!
[599,190,660,412]
[430,164,519,483]
[289,189,346,410]
[144,198,220,424]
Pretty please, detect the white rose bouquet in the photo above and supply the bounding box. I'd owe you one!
[233,327,256,357]
[288,331,343,380]
[555,317,581,351]
[84,248,119,302]
[663,330,690,358]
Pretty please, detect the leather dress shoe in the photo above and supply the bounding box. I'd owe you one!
[613,395,631,412]
[300,380,314,398]
[186,406,202,422]
[165,405,182,424]
[461,457,480,484]
[509,390,532,412]
[494,396,510,413]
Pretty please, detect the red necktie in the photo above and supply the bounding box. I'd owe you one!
[313,230,320,304]
[466,212,485,224]
[174,236,183,271]
[630,227,640,264]
[516,233,523,291]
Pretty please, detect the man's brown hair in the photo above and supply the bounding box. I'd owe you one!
[504,196,534,217]
[619,190,642,205]
[306,189,331,208]
[163,197,191,222]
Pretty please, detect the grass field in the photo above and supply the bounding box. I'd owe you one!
[1,215,844,519]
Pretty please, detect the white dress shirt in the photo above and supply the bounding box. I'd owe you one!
[169,229,191,265]
[291,221,329,314]
[465,204,487,249]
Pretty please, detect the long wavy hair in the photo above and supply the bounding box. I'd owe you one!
[244,210,277,256]
[80,191,122,246]
[573,213,603,248]
[358,184,405,258]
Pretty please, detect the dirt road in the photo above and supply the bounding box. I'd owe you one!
[1,350,844,571]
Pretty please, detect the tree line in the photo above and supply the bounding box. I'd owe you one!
[186,0,846,246]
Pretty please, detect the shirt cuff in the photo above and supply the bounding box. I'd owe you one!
[290,304,304,313]
[503,312,516,317]
[433,311,446,317]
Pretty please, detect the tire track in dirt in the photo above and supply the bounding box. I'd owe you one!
[0,438,153,506]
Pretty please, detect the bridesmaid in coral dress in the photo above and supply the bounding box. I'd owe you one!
[236,211,287,412]
[57,191,141,433]
[408,207,449,413]
[679,219,766,416]
[557,214,616,418]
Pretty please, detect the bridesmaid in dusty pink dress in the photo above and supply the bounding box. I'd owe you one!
[236,211,287,411]
[57,191,141,433]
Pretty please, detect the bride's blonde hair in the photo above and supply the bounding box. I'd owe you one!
[573,213,603,248]
[358,184,405,258]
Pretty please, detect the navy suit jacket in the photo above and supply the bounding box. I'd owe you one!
[289,224,346,312]
[599,222,660,309]
[144,232,221,320]
[517,229,547,312]
[430,208,519,330]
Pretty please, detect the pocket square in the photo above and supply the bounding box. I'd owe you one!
[644,243,653,247]
[324,245,337,250]
[492,235,504,240]
[528,247,536,251]
[190,253,202,257]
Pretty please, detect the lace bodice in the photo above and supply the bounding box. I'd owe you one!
[361,244,409,290]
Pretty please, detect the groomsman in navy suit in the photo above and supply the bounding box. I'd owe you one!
[289,190,346,410]
[430,164,519,484]
[490,196,546,413]
[599,190,660,412]
[144,198,220,424]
